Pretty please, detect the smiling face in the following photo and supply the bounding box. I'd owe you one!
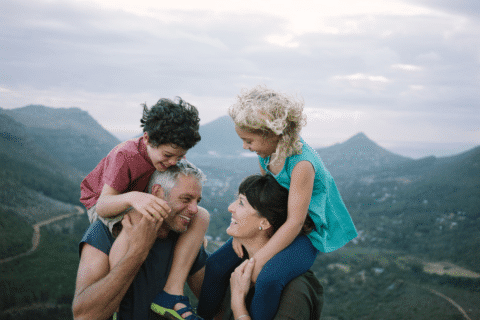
[234,126,281,158]
[144,133,187,172]
[226,193,269,239]
[161,174,202,233]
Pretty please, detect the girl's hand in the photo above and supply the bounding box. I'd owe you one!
[232,238,244,258]
[230,258,255,302]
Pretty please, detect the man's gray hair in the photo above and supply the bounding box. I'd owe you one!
[147,159,206,196]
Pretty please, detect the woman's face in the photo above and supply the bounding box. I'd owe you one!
[226,193,263,238]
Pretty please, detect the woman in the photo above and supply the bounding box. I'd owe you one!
[198,175,320,320]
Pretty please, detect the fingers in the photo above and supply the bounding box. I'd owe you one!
[243,258,255,278]
[121,214,132,227]
[232,238,244,258]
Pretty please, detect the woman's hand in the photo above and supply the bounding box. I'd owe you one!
[230,258,254,320]
[230,258,255,302]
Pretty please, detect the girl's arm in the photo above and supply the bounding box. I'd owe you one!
[252,161,315,281]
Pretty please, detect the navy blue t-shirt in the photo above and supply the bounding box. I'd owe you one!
[79,221,208,320]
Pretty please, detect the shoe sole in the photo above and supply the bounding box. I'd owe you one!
[151,304,184,320]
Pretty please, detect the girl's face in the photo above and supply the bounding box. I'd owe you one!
[226,194,264,238]
[234,126,281,158]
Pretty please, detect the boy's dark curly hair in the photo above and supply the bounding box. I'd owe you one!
[140,97,201,149]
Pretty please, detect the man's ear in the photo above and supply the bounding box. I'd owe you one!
[143,132,150,145]
[151,184,165,199]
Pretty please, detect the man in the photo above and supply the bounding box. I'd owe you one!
[72,160,208,320]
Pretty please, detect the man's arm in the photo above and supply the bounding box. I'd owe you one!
[72,215,160,320]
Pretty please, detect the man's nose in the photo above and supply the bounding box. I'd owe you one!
[188,201,199,213]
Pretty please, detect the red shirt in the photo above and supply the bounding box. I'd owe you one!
[80,137,155,209]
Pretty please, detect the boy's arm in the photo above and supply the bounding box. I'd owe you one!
[96,184,170,220]
[251,161,315,281]
[72,215,160,320]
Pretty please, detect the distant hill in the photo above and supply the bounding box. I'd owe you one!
[315,132,411,177]
[1,105,120,174]
[189,117,412,178]
[2,105,119,146]
[0,105,120,222]
[190,116,244,157]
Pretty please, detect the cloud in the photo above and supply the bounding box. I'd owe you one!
[1,0,479,158]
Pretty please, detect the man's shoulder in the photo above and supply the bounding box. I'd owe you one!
[275,270,324,319]
[79,221,114,257]
[284,270,322,294]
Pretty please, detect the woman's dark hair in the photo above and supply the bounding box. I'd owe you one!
[238,174,314,237]
[140,97,201,149]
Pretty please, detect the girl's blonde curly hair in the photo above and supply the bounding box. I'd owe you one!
[229,85,307,165]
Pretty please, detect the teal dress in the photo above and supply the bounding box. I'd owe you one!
[259,138,358,252]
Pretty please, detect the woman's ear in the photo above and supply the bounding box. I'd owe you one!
[151,184,165,199]
[259,218,272,232]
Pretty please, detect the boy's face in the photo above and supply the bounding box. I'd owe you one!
[161,174,202,234]
[234,126,280,158]
[144,133,187,171]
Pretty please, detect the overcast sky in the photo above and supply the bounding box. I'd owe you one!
[1,0,479,158]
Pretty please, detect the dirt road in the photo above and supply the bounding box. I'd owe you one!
[0,206,84,264]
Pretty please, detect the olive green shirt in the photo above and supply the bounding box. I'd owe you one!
[220,270,324,320]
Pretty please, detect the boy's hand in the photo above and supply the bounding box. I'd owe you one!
[128,191,171,221]
[232,238,244,258]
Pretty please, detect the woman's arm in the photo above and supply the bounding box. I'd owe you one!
[251,161,315,281]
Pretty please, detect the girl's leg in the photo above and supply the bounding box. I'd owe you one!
[197,238,243,320]
[152,208,210,317]
[250,235,319,320]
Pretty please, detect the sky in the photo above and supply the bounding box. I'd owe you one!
[1,0,479,159]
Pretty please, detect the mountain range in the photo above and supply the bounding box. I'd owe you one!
[1,105,479,319]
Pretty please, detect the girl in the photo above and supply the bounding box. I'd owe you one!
[198,85,357,320]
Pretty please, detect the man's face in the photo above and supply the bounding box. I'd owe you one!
[162,174,202,234]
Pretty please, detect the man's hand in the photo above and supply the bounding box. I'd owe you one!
[122,213,162,257]
[127,191,171,221]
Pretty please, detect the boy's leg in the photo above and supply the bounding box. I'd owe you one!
[152,207,210,318]
[197,238,243,320]
[250,235,319,320]
[87,204,127,235]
